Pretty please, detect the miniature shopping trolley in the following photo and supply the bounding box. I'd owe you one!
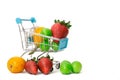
[16,17,69,69]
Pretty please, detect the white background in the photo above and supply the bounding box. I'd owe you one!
[0,0,120,80]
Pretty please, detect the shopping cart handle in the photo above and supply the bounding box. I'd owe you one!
[16,17,36,24]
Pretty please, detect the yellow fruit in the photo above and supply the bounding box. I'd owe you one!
[33,27,44,46]
[7,56,26,73]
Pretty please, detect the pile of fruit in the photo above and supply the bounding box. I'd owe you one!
[7,56,82,75]
[7,19,82,75]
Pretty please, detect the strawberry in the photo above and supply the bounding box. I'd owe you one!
[24,60,38,75]
[51,20,71,43]
[38,57,53,75]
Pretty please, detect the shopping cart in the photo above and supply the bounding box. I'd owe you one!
[16,17,69,69]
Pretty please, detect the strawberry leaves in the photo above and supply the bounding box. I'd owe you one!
[54,19,72,29]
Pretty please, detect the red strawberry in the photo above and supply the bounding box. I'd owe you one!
[51,20,71,43]
[38,57,53,75]
[25,60,38,75]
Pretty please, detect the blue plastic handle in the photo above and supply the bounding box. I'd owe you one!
[16,17,36,24]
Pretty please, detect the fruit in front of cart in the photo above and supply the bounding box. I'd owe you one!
[51,20,71,43]
[60,60,73,74]
[39,40,50,51]
[72,61,82,73]
[40,28,52,41]
[38,57,53,75]
[52,41,59,51]
[33,27,44,46]
[7,56,25,73]
[25,60,38,75]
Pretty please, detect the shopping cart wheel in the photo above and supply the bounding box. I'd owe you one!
[55,62,60,69]
[50,67,53,72]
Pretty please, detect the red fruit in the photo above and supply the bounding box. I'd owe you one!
[38,57,53,75]
[51,20,71,43]
[25,60,38,75]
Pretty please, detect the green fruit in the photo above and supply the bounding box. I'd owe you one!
[41,28,52,36]
[60,60,73,74]
[40,40,50,52]
[72,61,82,73]
[52,42,59,51]
[41,28,52,41]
